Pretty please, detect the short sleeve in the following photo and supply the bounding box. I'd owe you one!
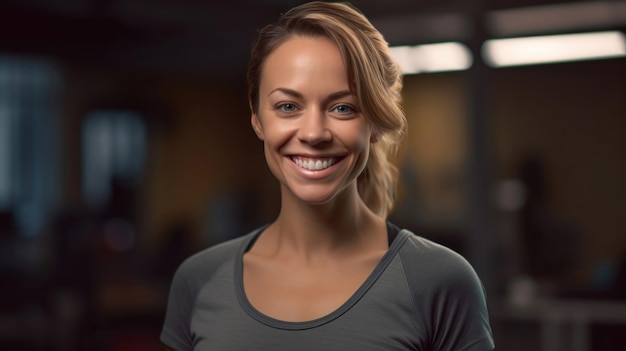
[161,262,196,351]
[400,234,494,351]
[159,232,252,351]
[430,255,494,351]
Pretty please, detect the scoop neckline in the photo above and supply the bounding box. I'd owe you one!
[234,226,410,330]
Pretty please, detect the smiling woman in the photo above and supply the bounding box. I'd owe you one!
[160,2,494,350]
[251,35,372,207]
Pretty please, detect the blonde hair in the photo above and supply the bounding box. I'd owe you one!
[247,1,407,218]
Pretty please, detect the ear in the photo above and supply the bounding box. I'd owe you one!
[251,112,265,140]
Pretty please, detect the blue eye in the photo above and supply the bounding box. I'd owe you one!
[278,103,297,112]
[333,104,354,114]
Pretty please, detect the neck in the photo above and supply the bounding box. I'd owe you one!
[265,186,386,260]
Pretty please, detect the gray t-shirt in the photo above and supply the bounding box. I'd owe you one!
[161,224,494,350]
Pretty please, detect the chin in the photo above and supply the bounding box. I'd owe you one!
[293,191,336,205]
[287,183,353,207]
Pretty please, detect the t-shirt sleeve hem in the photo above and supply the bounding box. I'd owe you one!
[458,336,495,351]
[160,328,191,351]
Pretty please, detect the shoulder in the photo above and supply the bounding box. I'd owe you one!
[396,230,495,350]
[173,227,260,288]
[398,230,484,293]
[161,228,262,350]
[399,230,473,270]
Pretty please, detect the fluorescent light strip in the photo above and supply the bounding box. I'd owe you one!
[487,1,626,37]
[389,42,473,74]
[482,31,626,68]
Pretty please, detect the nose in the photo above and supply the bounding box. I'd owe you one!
[297,108,331,145]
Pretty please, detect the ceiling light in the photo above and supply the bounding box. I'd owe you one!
[389,42,473,74]
[482,31,626,67]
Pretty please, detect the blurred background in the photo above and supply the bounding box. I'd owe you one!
[0,0,625,350]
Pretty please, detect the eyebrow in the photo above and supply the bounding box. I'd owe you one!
[268,88,354,104]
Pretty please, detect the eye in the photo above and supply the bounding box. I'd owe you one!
[332,104,356,116]
[277,103,298,113]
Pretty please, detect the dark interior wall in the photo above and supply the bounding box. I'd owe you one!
[59,63,277,251]
[394,57,626,291]
[490,58,626,285]
[140,78,278,248]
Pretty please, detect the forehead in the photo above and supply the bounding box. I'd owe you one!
[260,35,349,92]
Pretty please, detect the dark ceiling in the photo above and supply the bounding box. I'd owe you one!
[0,0,605,80]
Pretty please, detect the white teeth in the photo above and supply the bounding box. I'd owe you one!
[293,157,336,171]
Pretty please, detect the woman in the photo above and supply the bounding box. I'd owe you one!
[161,2,494,350]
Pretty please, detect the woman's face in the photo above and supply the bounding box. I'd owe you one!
[251,35,374,206]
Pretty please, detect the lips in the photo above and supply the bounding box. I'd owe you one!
[290,156,341,171]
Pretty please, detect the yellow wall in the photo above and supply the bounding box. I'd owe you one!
[398,72,470,225]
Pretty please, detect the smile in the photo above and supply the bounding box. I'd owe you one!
[291,156,339,171]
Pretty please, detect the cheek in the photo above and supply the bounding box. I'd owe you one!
[263,142,284,179]
[261,123,292,168]
[263,135,283,162]
[342,122,373,150]
[339,123,372,174]
[354,125,374,165]
[262,125,293,152]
